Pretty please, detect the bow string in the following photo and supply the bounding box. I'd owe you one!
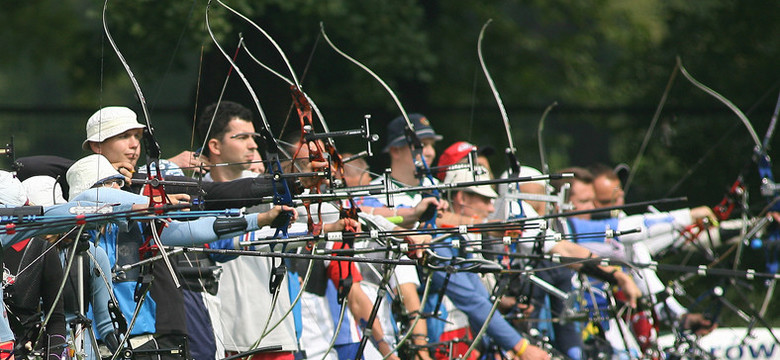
[209,7,371,355]
[677,57,780,345]
[320,23,441,230]
[101,1,189,357]
[320,22,444,360]
[205,0,294,239]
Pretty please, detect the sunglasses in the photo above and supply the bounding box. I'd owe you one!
[95,178,125,188]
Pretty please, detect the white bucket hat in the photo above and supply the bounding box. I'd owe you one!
[444,166,498,199]
[22,176,66,206]
[0,170,27,206]
[82,106,146,150]
[497,166,552,198]
[66,154,125,199]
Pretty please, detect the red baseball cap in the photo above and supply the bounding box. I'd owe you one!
[436,141,477,180]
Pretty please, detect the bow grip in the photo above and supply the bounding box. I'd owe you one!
[270,210,293,238]
[269,263,287,295]
[419,203,437,223]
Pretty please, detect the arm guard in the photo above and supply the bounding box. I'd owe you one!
[213,217,248,237]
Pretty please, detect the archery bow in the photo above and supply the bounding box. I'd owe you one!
[478,19,520,177]
[206,0,295,238]
[476,21,533,357]
[478,21,550,349]
[101,1,189,357]
[207,6,351,352]
[623,65,679,196]
[320,22,444,360]
[319,23,441,230]
[204,5,305,360]
[239,37,391,355]
[537,102,558,178]
[215,2,333,236]
[677,57,780,345]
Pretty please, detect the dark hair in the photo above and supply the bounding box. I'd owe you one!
[281,131,302,154]
[341,153,369,178]
[589,163,619,180]
[196,101,253,156]
[550,166,594,193]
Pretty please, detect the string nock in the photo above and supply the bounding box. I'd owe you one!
[327,232,343,241]
[552,233,562,241]
[551,253,561,263]
[649,261,658,271]
[398,242,409,254]
[458,225,468,234]
[502,236,511,246]
[75,214,87,226]
[451,239,461,249]
[370,229,379,240]
[538,220,547,231]
[600,258,609,267]
[4,223,15,235]
[604,228,615,238]
[746,269,755,280]
[698,265,707,276]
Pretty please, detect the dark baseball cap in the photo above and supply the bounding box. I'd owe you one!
[383,113,443,152]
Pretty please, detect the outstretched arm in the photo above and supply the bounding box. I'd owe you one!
[549,240,642,308]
